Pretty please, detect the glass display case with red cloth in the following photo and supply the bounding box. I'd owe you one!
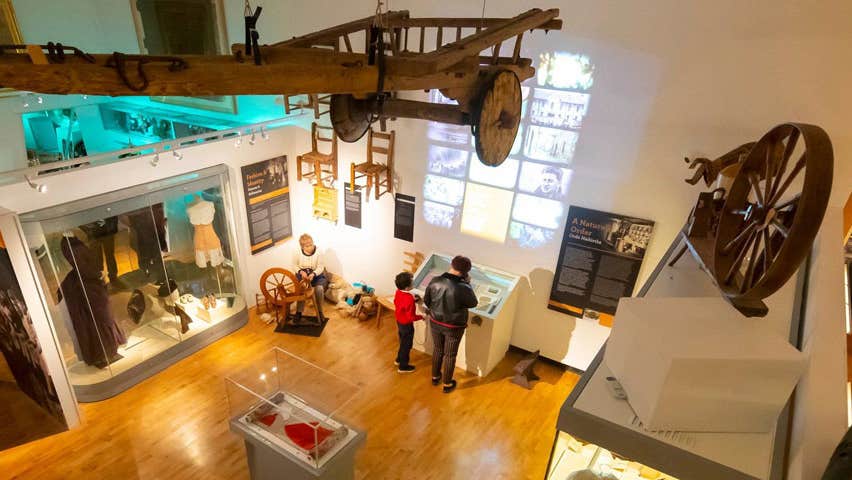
[225,347,365,479]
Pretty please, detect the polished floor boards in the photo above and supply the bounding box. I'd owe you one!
[0,307,580,479]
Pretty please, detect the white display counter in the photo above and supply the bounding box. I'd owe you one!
[410,252,520,377]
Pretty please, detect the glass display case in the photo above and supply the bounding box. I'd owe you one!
[547,431,678,480]
[19,165,247,401]
[225,347,364,478]
[411,252,521,377]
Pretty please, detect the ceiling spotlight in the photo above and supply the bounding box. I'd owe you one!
[234,132,243,148]
[173,150,183,160]
[249,130,256,145]
[150,153,160,167]
[25,175,47,193]
[82,94,88,100]
[260,126,270,140]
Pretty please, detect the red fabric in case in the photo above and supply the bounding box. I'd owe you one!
[259,414,277,426]
[284,422,334,451]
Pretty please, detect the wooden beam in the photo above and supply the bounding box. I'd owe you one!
[379,99,469,125]
[389,17,562,30]
[0,51,531,96]
[409,8,559,73]
[270,10,410,49]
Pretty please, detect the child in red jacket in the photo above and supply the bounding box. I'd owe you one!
[393,272,423,373]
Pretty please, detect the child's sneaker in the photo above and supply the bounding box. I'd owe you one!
[397,365,416,374]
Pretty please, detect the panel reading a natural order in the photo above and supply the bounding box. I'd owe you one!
[548,206,654,324]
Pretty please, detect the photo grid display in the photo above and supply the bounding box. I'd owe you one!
[423,51,595,248]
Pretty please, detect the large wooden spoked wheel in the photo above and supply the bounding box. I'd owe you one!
[259,268,306,308]
[330,94,372,142]
[473,70,522,167]
[713,123,833,305]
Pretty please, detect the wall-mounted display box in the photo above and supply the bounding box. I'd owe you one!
[19,165,247,401]
[411,252,520,377]
[225,347,365,480]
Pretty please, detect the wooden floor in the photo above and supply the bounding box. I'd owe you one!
[0,306,579,480]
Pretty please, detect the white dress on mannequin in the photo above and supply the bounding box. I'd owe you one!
[186,198,224,268]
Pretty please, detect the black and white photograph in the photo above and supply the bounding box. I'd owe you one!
[601,218,654,258]
[518,162,571,200]
[508,221,556,249]
[428,121,470,145]
[423,174,466,207]
[427,145,469,178]
[523,125,579,164]
[528,88,590,130]
[423,201,459,229]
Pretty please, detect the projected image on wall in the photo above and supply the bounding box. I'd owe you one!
[529,89,590,130]
[518,163,571,200]
[428,145,469,178]
[512,194,564,230]
[524,126,579,164]
[423,50,594,248]
[468,156,520,190]
[423,174,466,206]
[537,52,595,90]
[423,200,459,229]
[460,183,515,243]
[509,222,555,249]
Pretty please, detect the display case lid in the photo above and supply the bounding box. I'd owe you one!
[557,346,785,480]
[225,347,361,425]
[225,348,363,471]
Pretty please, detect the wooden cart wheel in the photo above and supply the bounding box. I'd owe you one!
[473,70,522,167]
[259,268,305,307]
[330,94,372,142]
[713,123,833,306]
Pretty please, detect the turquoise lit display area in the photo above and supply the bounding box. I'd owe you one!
[19,94,296,169]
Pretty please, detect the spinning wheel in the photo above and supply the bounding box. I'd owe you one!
[259,268,317,323]
[712,123,833,312]
[473,70,522,167]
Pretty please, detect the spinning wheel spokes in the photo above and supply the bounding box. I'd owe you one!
[259,268,304,307]
[713,123,832,306]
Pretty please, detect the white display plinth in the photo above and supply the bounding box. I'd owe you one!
[604,296,806,433]
[410,253,520,377]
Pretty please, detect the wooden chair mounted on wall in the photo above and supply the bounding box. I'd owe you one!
[296,122,338,185]
[403,251,425,274]
[283,94,331,119]
[350,128,395,200]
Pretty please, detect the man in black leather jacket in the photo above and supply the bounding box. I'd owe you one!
[423,255,478,393]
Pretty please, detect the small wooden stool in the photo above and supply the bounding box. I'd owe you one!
[374,295,396,329]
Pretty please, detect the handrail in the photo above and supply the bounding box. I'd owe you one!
[0,116,296,188]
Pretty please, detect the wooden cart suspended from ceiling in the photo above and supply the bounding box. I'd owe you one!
[0,8,562,167]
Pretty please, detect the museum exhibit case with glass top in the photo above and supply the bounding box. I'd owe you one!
[19,165,247,401]
[547,430,679,480]
[411,252,521,377]
[226,347,365,480]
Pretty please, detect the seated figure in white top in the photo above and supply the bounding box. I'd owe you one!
[293,233,328,322]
